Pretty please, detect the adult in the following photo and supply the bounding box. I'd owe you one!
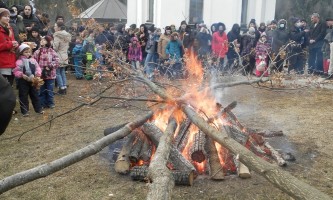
[9,7,26,42]
[288,17,307,74]
[211,22,228,71]
[53,21,71,94]
[308,13,327,75]
[195,25,212,59]
[137,24,148,62]
[20,5,40,34]
[0,74,16,135]
[266,20,277,47]
[0,8,19,85]
[158,26,171,62]
[227,23,241,70]
[166,32,184,78]
[271,19,289,72]
[241,27,257,75]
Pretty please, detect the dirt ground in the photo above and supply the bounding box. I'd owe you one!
[1,73,333,200]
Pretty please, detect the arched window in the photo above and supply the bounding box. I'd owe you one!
[189,0,203,24]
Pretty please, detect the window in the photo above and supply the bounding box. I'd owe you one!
[189,0,203,24]
[148,0,154,22]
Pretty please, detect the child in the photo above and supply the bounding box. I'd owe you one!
[13,44,43,116]
[33,36,59,109]
[72,37,84,79]
[27,26,41,52]
[255,33,270,77]
[82,35,96,80]
[128,37,142,69]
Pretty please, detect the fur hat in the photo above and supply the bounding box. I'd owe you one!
[18,43,31,53]
[165,26,171,31]
[248,27,255,34]
[0,8,10,17]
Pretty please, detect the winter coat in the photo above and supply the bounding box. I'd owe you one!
[309,20,327,49]
[211,31,228,58]
[95,31,113,46]
[241,33,257,57]
[33,47,60,80]
[13,56,41,78]
[72,44,84,61]
[0,25,16,69]
[145,32,156,54]
[53,30,72,66]
[9,15,26,42]
[166,40,183,61]
[21,13,41,31]
[128,44,142,62]
[255,40,270,59]
[158,34,171,60]
[227,25,241,60]
[272,28,289,54]
[195,32,212,56]
[322,31,333,59]
[0,74,16,134]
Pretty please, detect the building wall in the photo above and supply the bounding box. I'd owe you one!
[127,0,276,31]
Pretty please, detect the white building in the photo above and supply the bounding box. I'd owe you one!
[126,0,276,31]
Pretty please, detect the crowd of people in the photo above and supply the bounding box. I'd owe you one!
[1,2,333,122]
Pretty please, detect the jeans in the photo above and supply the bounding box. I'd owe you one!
[144,53,154,75]
[74,59,83,78]
[308,47,323,74]
[56,67,67,88]
[39,79,55,107]
[131,61,140,70]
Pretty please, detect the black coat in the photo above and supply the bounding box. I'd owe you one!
[289,26,306,48]
[272,28,289,54]
[309,20,327,49]
[0,74,16,134]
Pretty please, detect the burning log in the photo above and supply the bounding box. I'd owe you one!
[249,129,284,137]
[114,132,136,174]
[131,166,194,186]
[141,123,196,172]
[264,142,287,167]
[189,131,207,163]
[139,138,153,162]
[174,118,192,151]
[129,131,145,163]
[147,118,177,200]
[207,138,224,180]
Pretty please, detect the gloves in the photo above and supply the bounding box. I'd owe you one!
[28,75,35,82]
[22,74,29,80]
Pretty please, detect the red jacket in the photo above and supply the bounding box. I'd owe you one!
[212,32,228,58]
[0,26,16,69]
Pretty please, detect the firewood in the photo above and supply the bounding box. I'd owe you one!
[189,131,207,163]
[141,123,196,172]
[174,118,192,151]
[249,129,284,137]
[131,166,194,186]
[147,118,177,200]
[103,122,128,136]
[114,132,136,174]
[207,138,224,180]
[129,131,145,163]
[264,142,287,167]
[139,137,153,162]
[234,155,251,179]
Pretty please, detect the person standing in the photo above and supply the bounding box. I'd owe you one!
[211,22,229,71]
[0,8,18,85]
[308,13,327,75]
[227,23,241,71]
[20,5,40,34]
[53,21,71,94]
[271,19,289,72]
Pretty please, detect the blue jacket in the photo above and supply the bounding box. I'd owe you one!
[72,44,83,61]
[166,40,183,61]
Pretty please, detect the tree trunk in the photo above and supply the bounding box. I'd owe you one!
[0,111,153,194]
[141,123,196,172]
[207,138,224,180]
[114,132,136,174]
[131,166,194,186]
[189,131,207,163]
[147,118,177,200]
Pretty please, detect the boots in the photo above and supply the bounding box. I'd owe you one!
[58,88,67,95]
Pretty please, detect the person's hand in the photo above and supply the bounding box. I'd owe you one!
[26,27,32,31]
[310,39,315,44]
[12,41,19,48]
[304,29,309,32]
[22,74,28,80]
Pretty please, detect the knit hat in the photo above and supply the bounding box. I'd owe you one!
[131,37,138,42]
[260,32,267,38]
[165,26,171,31]
[18,43,30,53]
[250,19,256,24]
[31,26,39,33]
[0,8,10,17]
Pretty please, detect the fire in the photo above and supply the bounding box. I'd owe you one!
[193,160,207,174]
[214,142,225,166]
[185,52,204,82]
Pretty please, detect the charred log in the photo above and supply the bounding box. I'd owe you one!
[264,142,287,167]
[189,131,207,163]
[139,138,153,162]
[174,118,192,151]
[131,166,194,186]
[114,132,136,174]
[129,131,145,163]
[141,123,196,172]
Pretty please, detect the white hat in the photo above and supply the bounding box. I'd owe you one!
[18,43,31,53]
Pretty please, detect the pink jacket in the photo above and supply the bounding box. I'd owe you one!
[13,56,41,78]
[212,32,228,58]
